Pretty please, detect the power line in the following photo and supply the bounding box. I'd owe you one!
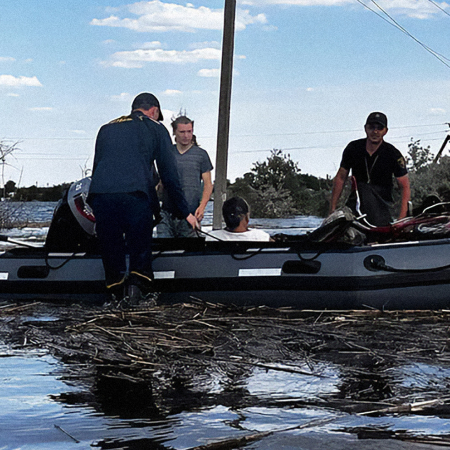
[390,131,448,139]
[13,157,90,161]
[371,0,450,63]
[3,123,448,142]
[11,132,447,158]
[232,136,447,154]
[2,137,94,141]
[355,0,450,69]
[427,0,450,18]
[16,152,91,156]
[13,122,439,143]
[200,123,449,140]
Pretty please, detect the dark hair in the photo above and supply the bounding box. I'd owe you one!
[131,93,163,120]
[171,116,194,134]
[222,197,249,230]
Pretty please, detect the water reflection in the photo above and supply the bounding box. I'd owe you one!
[246,363,340,400]
[2,349,450,449]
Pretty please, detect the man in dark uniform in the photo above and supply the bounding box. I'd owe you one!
[89,93,198,301]
[329,112,410,226]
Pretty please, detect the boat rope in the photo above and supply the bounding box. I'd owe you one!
[45,252,78,270]
[370,258,450,274]
[296,249,323,262]
[196,228,266,260]
[230,247,264,261]
[198,228,326,261]
[196,228,222,241]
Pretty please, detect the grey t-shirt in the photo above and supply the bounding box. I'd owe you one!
[162,144,213,214]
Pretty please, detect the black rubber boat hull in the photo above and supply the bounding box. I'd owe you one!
[1,238,450,309]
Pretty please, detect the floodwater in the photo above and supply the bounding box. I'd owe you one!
[0,201,323,247]
[1,348,449,449]
[1,202,449,449]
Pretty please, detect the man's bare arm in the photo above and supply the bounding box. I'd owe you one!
[396,174,411,220]
[195,171,213,222]
[329,167,349,215]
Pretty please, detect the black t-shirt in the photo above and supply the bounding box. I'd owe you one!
[340,138,407,202]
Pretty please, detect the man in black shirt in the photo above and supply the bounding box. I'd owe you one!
[329,112,410,226]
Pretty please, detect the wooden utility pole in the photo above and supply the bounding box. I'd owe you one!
[213,0,236,229]
[433,134,450,164]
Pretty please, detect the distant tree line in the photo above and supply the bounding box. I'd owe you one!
[0,140,71,202]
[2,140,448,217]
[3,180,70,202]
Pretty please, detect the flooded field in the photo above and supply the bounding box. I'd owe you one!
[2,302,450,449]
[1,202,450,449]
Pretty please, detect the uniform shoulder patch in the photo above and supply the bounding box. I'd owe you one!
[109,115,132,124]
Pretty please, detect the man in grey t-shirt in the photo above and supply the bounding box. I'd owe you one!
[157,115,213,237]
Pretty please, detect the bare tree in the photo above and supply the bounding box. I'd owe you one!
[79,156,92,178]
[0,140,20,198]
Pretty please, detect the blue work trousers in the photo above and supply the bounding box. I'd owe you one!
[90,192,154,285]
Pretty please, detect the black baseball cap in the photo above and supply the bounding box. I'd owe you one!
[365,112,387,128]
[131,93,164,120]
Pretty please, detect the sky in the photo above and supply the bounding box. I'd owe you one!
[0,0,449,188]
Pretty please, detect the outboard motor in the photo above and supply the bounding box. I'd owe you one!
[45,177,98,252]
[67,177,96,236]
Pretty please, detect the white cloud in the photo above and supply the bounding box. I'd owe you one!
[0,75,42,87]
[378,0,450,19]
[163,89,182,95]
[198,68,220,78]
[198,67,240,77]
[189,41,221,50]
[428,107,446,115]
[28,107,53,111]
[0,57,16,63]
[69,129,87,135]
[161,109,173,121]
[240,0,351,5]
[236,9,267,30]
[91,1,266,32]
[105,47,222,68]
[140,41,163,49]
[6,93,19,97]
[240,0,449,19]
[111,92,133,102]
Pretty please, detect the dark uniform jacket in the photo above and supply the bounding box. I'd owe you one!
[89,111,189,219]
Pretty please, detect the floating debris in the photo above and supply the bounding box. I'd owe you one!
[2,299,450,445]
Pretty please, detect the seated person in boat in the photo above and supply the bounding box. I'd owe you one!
[329,112,410,227]
[206,197,272,241]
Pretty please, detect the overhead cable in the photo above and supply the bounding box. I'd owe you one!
[427,0,450,18]
[355,0,450,69]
